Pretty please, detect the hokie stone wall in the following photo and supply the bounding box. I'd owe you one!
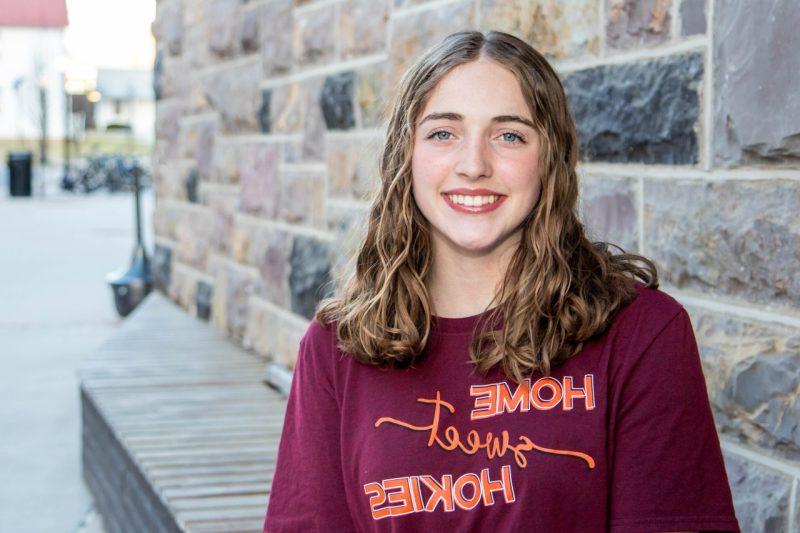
[151,0,800,528]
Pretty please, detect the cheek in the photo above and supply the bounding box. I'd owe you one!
[410,152,423,187]
[498,156,541,196]
[410,155,433,210]
[412,144,452,182]
[523,178,543,207]
[412,160,440,208]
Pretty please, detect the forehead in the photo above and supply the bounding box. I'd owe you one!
[420,58,531,118]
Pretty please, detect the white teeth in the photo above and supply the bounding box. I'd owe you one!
[446,194,499,206]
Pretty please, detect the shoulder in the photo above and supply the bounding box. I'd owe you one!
[297,316,351,374]
[601,281,694,380]
[303,316,337,346]
[624,280,685,321]
[290,317,345,394]
[293,317,339,370]
[610,281,687,345]
[604,282,702,388]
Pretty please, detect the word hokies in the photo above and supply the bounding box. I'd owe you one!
[364,466,515,519]
[470,374,596,420]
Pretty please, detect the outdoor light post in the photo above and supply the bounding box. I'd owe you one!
[62,82,70,187]
[106,164,152,317]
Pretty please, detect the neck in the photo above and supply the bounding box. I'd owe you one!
[427,232,519,318]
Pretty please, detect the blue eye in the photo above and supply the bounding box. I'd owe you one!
[427,130,525,144]
[429,130,452,141]
[501,132,523,143]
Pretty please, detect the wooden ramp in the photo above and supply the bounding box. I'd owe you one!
[80,292,287,533]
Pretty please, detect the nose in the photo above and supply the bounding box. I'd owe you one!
[454,134,491,180]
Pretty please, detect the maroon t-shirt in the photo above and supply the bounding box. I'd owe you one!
[263,284,740,532]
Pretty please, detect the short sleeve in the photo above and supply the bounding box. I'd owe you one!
[609,308,740,533]
[263,325,357,532]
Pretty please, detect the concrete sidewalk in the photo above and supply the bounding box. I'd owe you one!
[0,175,154,532]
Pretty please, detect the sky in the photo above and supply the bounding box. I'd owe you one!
[64,0,156,71]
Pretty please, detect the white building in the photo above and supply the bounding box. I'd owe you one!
[0,0,157,155]
[0,0,69,144]
[95,68,155,143]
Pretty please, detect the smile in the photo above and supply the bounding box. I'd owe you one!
[442,193,507,214]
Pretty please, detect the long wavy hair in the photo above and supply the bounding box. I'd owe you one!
[316,30,658,383]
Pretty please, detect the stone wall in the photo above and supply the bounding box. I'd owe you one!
[151,0,800,528]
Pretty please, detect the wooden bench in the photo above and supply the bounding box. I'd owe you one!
[80,292,290,533]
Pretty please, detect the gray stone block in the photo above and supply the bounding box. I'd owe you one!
[294,2,338,67]
[153,50,164,101]
[321,71,356,130]
[340,0,389,59]
[680,0,706,35]
[260,0,292,76]
[724,353,800,413]
[207,0,240,58]
[257,227,291,308]
[563,53,703,164]
[196,279,213,321]
[479,0,600,60]
[579,175,639,253]
[721,349,800,453]
[153,244,173,293]
[302,77,327,162]
[153,0,184,56]
[215,262,260,342]
[178,116,217,181]
[202,59,261,133]
[259,88,271,134]
[238,142,280,217]
[605,0,672,48]
[185,168,199,203]
[289,235,333,320]
[643,179,800,309]
[722,452,791,533]
[713,0,800,166]
[240,2,260,53]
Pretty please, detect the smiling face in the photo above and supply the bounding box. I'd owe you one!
[411,57,543,261]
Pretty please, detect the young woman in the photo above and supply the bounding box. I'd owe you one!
[263,31,739,533]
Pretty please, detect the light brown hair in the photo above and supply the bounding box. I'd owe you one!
[316,30,658,383]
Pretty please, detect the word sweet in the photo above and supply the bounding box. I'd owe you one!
[470,374,596,420]
[375,391,595,469]
[364,466,515,519]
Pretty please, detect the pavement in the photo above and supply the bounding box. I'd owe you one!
[0,165,154,532]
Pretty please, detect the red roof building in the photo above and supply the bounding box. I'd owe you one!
[0,0,68,28]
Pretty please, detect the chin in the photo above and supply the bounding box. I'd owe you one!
[450,236,502,254]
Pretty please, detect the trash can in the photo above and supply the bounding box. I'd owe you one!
[8,151,33,197]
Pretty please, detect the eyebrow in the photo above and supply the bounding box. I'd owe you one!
[418,112,536,129]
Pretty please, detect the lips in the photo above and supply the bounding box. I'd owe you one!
[442,188,505,196]
[441,192,507,214]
